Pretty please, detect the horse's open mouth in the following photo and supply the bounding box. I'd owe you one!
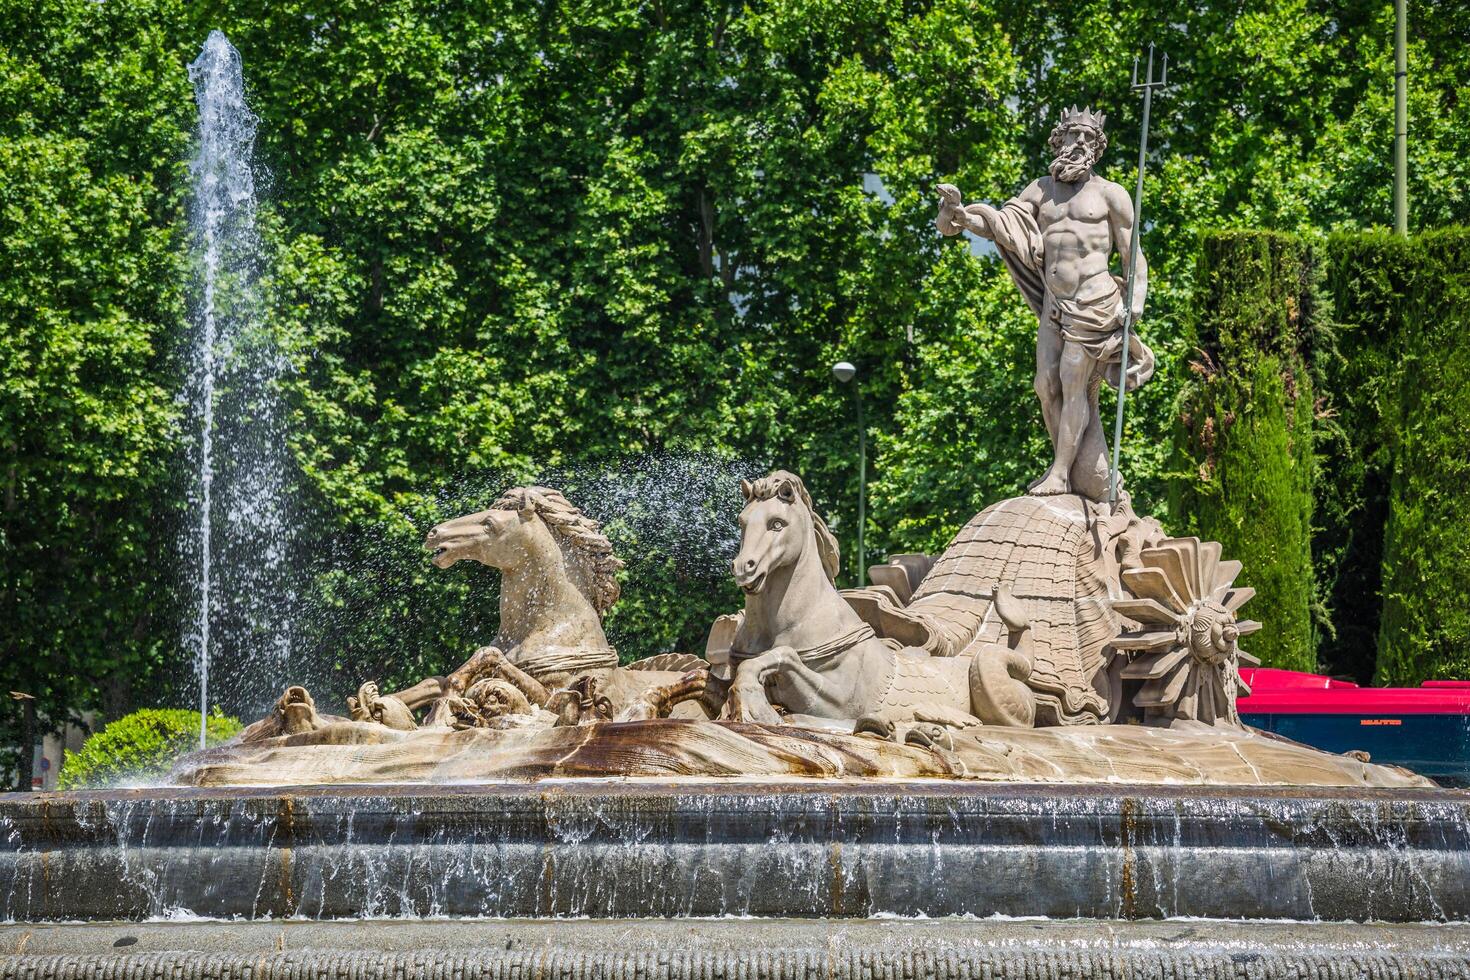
[738,572,767,595]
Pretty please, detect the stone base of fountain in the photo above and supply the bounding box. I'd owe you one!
[3,780,1466,923]
[167,718,1430,788]
[5,918,1470,979]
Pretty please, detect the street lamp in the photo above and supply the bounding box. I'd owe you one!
[832,361,865,587]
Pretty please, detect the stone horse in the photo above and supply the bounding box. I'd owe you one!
[423,485,624,685]
[725,471,1036,732]
[238,487,706,744]
[393,486,707,723]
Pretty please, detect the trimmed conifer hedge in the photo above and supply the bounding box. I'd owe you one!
[1313,233,1415,681]
[1176,227,1470,684]
[1376,229,1470,684]
[1171,231,1318,672]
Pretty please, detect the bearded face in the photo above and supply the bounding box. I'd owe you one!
[1049,125,1103,184]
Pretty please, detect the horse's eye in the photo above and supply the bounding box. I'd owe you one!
[768,518,787,532]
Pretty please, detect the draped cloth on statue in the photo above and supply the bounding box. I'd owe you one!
[966,198,1155,392]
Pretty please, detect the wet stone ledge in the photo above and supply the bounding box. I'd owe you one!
[1,780,1468,922]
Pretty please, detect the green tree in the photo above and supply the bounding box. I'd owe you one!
[1376,230,1470,684]
[0,0,193,786]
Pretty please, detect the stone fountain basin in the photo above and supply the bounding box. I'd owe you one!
[168,717,1430,788]
[2,778,1467,923]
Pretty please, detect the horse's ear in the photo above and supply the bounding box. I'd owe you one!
[739,478,754,501]
[776,480,797,504]
[516,504,536,522]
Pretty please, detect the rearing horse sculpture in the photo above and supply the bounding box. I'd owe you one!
[726,471,1036,731]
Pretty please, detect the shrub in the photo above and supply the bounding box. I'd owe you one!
[1313,232,1415,681]
[57,709,242,789]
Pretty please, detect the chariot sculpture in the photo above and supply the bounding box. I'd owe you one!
[173,106,1424,791]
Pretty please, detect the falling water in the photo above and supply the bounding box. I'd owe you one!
[185,32,294,746]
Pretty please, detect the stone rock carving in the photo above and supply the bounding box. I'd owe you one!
[614,670,711,722]
[726,471,1037,731]
[174,713,1432,789]
[860,494,1124,726]
[187,462,1427,787]
[937,106,1155,501]
[228,488,710,747]
[1112,537,1262,726]
[397,487,709,727]
[347,681,416,731]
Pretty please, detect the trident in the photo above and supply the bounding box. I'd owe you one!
[1108,44,1168,510]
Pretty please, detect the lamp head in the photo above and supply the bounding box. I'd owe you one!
[831,361,857,384]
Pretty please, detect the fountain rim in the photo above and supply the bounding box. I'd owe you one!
[5,777,1467,806]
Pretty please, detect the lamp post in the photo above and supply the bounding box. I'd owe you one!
[1394,0,1408,236]
[832,361,865,587]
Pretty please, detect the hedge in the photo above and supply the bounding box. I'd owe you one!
[1313,233,1416,681]
[1171,231,1318,672]
[1176,227,1470,684]
[1376,230,1470,684]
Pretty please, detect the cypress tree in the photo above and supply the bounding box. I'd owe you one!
[1313,233,1414,681]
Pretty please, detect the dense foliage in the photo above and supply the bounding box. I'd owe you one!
[1313,232,1413,682]
[56,708,241,789]
[3,0,1468,784]
[1171,232,1317,672]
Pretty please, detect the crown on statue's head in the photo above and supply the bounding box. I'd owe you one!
[1057,105,1106,132]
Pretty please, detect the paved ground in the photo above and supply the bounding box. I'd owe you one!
[4,918,1470,978]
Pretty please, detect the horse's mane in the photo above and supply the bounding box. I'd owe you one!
[742,470,842,583]
[491,486,624,614]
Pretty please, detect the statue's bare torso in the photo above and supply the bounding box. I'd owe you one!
[1025,174,1131,306]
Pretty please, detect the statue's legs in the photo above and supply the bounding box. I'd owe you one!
[1033,306,1064,447]
[1032,339,1092,495]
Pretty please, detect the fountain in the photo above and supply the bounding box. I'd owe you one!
[183,31,294,742]
[3,84,1470,978]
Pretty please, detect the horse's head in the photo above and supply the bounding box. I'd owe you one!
[424,503,547,571]
[424,487,623,615]
[733,470,840,595]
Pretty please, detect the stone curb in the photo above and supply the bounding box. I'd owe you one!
[4,919,1470,980]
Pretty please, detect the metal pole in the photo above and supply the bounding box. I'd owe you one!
[1394,0,1408,236]
[1109,45,1165,509]
[855,386,866,588]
